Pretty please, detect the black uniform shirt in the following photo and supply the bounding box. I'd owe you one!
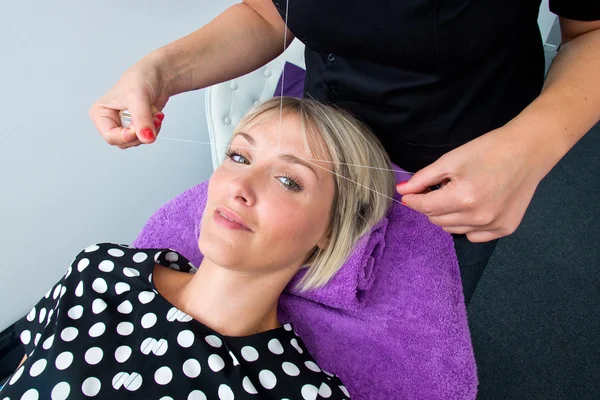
[273,0,600,171]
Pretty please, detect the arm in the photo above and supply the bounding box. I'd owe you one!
[156,0,294,96]
[91,0,294,146]
[397,18,600,242]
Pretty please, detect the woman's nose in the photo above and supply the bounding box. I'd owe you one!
[228,171,257,206]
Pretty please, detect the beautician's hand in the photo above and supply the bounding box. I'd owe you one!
[396,124,548,243]
[90,55,169,149]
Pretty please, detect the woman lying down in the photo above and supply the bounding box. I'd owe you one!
[2,97,395,400]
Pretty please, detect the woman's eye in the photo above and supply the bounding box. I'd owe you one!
[278,176,302,192]
[227,151,249,165]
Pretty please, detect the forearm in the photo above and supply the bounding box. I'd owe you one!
[148,2,293,96]
[508,27,600,178]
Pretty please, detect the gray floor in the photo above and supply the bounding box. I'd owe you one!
[469,123,600,399]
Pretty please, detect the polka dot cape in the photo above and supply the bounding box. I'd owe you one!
[1,243,350,399]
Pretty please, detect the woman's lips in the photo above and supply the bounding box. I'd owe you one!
[214,207,252,231]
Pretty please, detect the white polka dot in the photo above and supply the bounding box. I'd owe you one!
[154,366,173,385]
[205,335,222,348]
[208,354,225,372]
[92,299,107,314]
[84,245,99,253]
[78,258,90,272]
[34,333,42,346]
[20,388,39,400]
[291,338,304,354]
[42,334,54,350]
[124,373,143,391]
[241,346,259,362]
[177,330,195,348]
[318,382,332,398]
[302,384,319,400]
[283,323,293,331]
[20,330,31,345]
[84,347,103,366]
[132,252,148,263]
[138,291,156,304]
[44,288,52,298]
[68,305,84,320]
[29,358,47,377]
[98,260,114,272]
[165,252,179,262]
[53,284,62,300]
[26,307,36,321]
[188,390,207,400]
[81,377,101,397]
[60,286,66,298]
[117,322,134,336]
[259,369,277,390]
[154,252,161,262]
[218,384,234,400]
[305,361,321,373]
[339,385,350,397]
[153,339,169,356]
[61,327,78,342]
[141,313,157,329]
[282,362,300,376]
[46,309,54,326]
[75,281,84,297]
[51,382,70,400]
[148,273,153,283]
[268,338,284,355]
[64,265,73,279]
[123,267,140,277]
[108,248,125,257]
[169,263,180,271]
[92,278,108,294]
[115,282,131,295]
[160,398,174,400]
[182,359,201,378]
[242,376,258,394]
[117,300,133,314]
[55,352,74,370]
[229,351,240,366]
[9,365,24,385]
[38,308,47,324]
[115,346,132,363]
[88,322,106,338]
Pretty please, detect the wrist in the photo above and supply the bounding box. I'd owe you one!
[146,44,194,97]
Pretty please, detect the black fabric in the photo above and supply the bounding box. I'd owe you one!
[1,244,348,399]
[550,0,600,21]
[454,236,499,305]
[0,322,24,386]
[272,0,597,172]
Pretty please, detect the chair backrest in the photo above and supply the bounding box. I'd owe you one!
[205,39,306,170]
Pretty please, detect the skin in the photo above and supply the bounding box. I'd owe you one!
[90,1,600,242]
[154,113,334,337]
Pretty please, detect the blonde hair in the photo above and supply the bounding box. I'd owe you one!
[231,97,395,291]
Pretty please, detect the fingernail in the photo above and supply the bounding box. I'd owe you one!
[155,112,165,122]
[141,128,154,140]
[396,181,407,188]
[401,201,406,206]
[153,119,162,129]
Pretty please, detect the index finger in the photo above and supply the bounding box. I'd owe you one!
[90,105,131,146]
[401,187,460,216]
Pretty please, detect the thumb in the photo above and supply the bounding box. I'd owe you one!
[128,100,157,144]
[396,160,449,195]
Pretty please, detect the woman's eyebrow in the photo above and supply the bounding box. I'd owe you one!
[236,132,255,145]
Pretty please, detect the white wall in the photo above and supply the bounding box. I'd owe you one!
[0,0,235,330]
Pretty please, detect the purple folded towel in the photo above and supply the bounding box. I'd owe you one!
[132,167,477,399]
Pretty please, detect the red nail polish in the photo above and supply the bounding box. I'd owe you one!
[154,119,162,129]
[141,128,154,140]
[155,112,165,122]
[396,181,408,187]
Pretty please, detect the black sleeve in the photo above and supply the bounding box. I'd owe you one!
[549,0,600,21]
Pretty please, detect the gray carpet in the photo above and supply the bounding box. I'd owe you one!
[469,123,600,399]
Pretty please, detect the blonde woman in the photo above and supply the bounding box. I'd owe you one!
[3,98,395,400]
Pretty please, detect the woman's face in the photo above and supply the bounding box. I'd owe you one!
[199,113,335,274]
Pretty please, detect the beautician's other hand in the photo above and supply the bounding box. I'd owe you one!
[396,124,547,243]
[89,55,169,149]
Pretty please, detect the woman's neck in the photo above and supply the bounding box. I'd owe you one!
[168,258,297,337]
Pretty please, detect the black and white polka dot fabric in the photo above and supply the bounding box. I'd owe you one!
[1,243,350,399]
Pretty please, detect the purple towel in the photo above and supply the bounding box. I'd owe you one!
[132,169,478,399]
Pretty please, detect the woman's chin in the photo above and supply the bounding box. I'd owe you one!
[198,237,245,267]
